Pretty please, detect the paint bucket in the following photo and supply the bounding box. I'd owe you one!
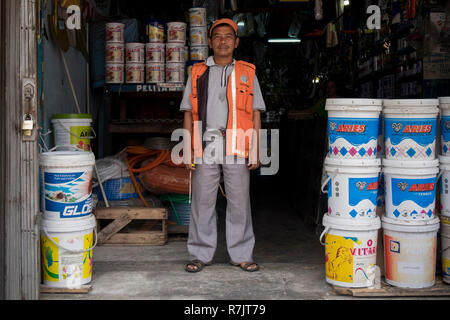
[190,45,209,61]
[126,63,145,83]
[40,214,96,288]
[166,43,185,63]
[147,19,165,43]
[51,114,95,152]
[125,43,145,63]
[189,7,207,26]
[439,155,450,217]
[145,43,165,63]
[383,99,439,160]
[439,97,450,156]
[320,214,381,288]
[382,215,440,288]
[105,22,124,42]
[39,151,95,220]
[105,42,124,63]
[167,22,187,43]
[190,26,208,46]
[146,63,165,83]
[105,63,124,84]
[326,99,382,159]
[166,63,185,83]
[383,158,438,221]
[441,216,450,284]
[322,157,381,219]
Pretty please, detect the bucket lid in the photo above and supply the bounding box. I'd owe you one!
[39,151,96,167]
[325,156,381,167]
[381,215,440,232]
[382,158,439,169]
[383,99,439,107]
[52,113,92,120]
[322,214,381,231]
[439,155,450,164]
[439,97,450,105]
[41,214,96,233]
[325,98,382,111]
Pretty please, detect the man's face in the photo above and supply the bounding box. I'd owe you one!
[208,25,239,58]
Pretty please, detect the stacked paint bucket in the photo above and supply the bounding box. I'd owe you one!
[146,19,166,83]
[105,22,125,84]
[125,42,145,84]
[165,21,187,84]
[320,99,383,288]
[438,97,450,284]
[381,99,441,288]
[39,125,97,288]
[188,7,209,63]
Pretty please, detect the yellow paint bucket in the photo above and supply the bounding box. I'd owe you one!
[320,214,381,288]
[40,214,97,288]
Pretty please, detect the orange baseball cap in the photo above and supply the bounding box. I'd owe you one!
[209,18,238,37]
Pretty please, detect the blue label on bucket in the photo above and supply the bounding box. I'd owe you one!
[348,177,379,206]
[391,177,436,208]
[385,118,436,147]
[44,170,93,218]
[328,117,379,146]
[441,116,450,143]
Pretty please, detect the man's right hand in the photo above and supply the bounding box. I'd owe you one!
[186,163,196,171]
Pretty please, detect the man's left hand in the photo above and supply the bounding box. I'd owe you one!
[248,160,260,171]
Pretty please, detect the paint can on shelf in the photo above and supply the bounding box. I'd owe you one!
[189,7,207,26]
[105,22,124,42]
[146,63,165,83]
[190,45,209,61]
[105,63,124,84]
[145,43,165,63]
[166,63,185,83]
[166,43,185,63]
[105,42,124,63]
[167,22,187,43]
[126,63,145,83]
[190,26,208,46]
[147,19,165,43]
[125,43,145,63]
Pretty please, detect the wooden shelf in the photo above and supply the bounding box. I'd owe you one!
[109,119,183,134]
[106,83,185,93]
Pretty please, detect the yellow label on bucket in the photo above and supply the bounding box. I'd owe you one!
[325,234,355,283]
[83,232,94,279]
[41,235,60,282]
[70,126,91,151]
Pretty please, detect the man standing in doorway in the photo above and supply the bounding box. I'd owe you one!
[180,18,266,272]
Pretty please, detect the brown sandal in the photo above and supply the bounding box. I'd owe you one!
[239,262,260,272]
[185,260,205,273]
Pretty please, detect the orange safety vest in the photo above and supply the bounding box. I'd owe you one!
[189,60,256,159]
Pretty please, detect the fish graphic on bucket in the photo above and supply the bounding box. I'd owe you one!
[383,99,439,160]
[383,159,439,221]
[322,157,381,219]
[326,99,382,159]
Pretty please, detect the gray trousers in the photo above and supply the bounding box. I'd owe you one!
[187,155,255,265]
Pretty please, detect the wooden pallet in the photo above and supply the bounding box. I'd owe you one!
[94,207,168,245]
[40,284,92,294]
[333,277,450,297]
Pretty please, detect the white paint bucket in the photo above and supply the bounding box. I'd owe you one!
[167,22,187,43]
[190,26,208,46]
[166,63,185,83]
[126,63,145,83]
[189,7,207,26]
[146,63,165,83]
[39,151,95,220]
[147,19,165,43]
[166,43,185,63]
[382,215,440,288]
[145,43,165,63]
[322,157,381,219]
[190,45,209,61]
[383,158,438,221]
[320,214,381,288]
[105,63,124,84]
[441,216,450,284]
[326,99,382,159]
[439,155,450,217]
[439,97,450,156]
[105,22,124,42]
[125,43,145,63]
[51,114,95,152]
[383,99,439,160]
[41,214,97,288]
[105,42,124,63]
